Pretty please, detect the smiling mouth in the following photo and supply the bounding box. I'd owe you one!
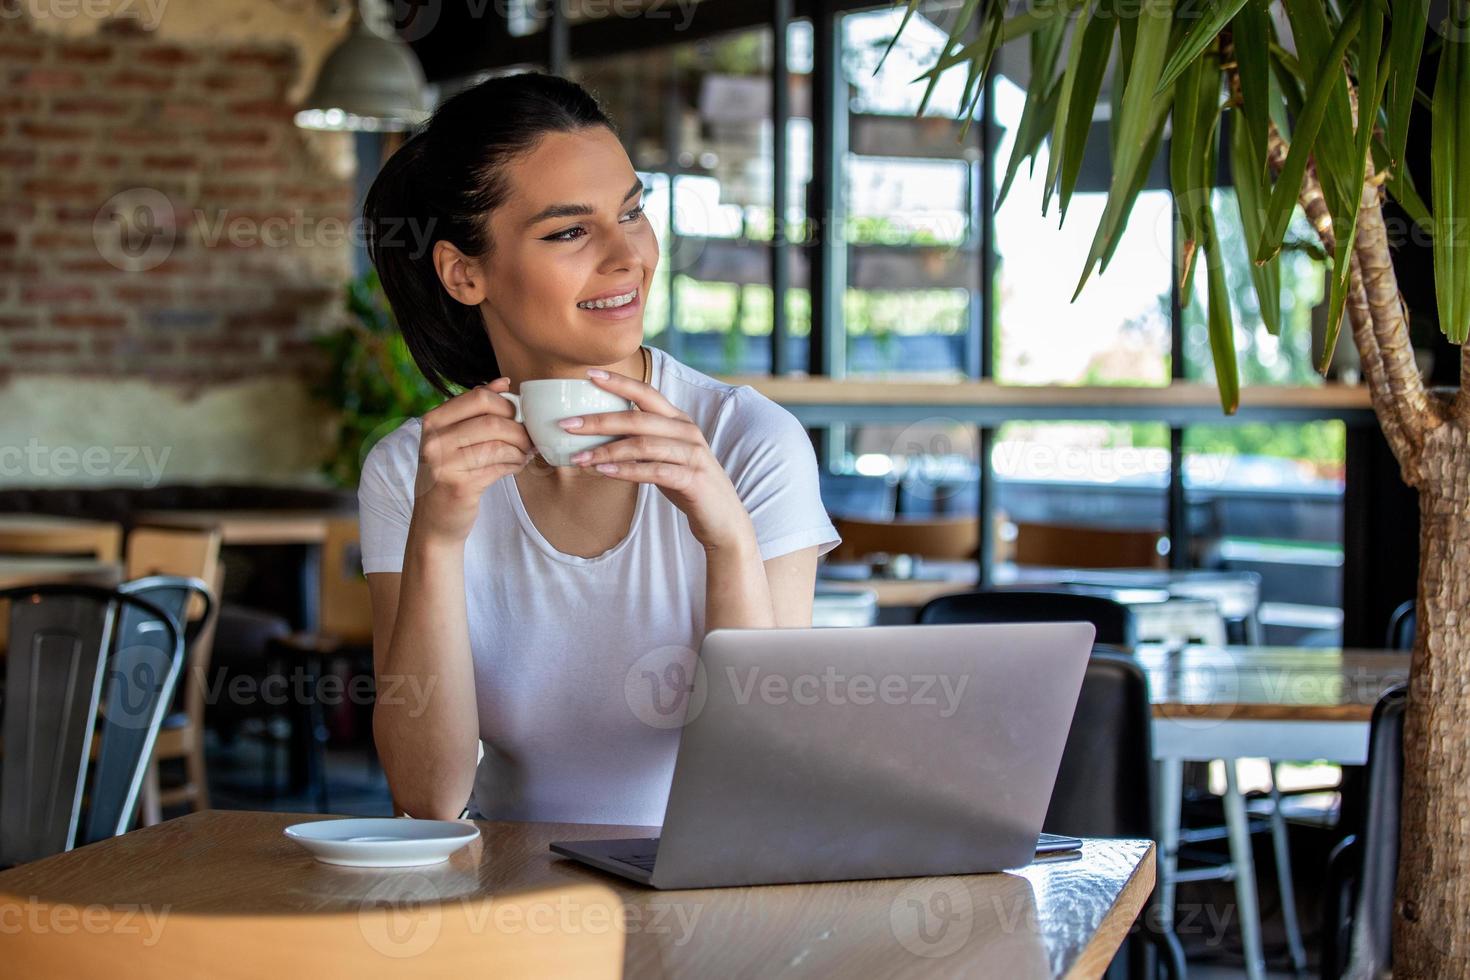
[576,287,638,310]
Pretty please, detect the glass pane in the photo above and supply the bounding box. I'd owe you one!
[1182,189,1327,386]
[571,22,813,375]
[991,75,1172,386]
[993,420,1171,568]
[1182,192,1343,642]
[840,4,980,379]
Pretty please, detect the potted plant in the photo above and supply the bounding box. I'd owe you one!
[310,269,443,488]
[894,0,1466,973]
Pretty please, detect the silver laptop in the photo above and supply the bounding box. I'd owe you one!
[551,620,1095,889]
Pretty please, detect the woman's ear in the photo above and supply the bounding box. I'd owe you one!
[432,240,488,306]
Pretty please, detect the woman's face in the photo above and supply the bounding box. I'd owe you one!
[473,126,659,371]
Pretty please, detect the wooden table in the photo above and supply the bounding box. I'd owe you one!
[0,811,1156,979]
[0,557,123,591]
[0,514,123,562]
[818,566,1229,644]
[1141,644,1409,980]
[130,509,344,546]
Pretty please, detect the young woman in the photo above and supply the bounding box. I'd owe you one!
[357,73,840,824]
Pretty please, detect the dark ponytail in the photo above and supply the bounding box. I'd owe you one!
[363,72,614,397]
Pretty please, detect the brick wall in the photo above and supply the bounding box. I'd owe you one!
[0,13,354,395]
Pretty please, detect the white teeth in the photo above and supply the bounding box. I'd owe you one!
[578,288,637,310]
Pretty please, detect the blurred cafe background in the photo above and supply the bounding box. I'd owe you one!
[0,1,1440,976]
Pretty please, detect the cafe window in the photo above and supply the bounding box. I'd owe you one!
[840,5,979,379]
[991,74,1172,387]
[571,22,813,375]
[1181,189,1345,643]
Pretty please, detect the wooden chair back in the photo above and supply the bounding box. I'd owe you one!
[0,518,122,562]
[319,517,373,644]
[1013,522,1166,569]
[830,517,980,562]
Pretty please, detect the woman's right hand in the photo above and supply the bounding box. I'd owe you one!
[411,376,534,544]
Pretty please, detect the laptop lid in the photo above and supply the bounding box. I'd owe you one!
[648,621,1095,889]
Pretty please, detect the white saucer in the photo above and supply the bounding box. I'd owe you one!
[284,817,480,868]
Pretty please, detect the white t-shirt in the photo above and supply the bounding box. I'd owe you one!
[357,346,841,824]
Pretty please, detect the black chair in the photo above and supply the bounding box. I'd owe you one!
[1048,651,1186,979]
[0,583,188,866]
[1385,599,1415,651]
[917,589,1138,649]
[1320,685,1406,980]
[81,575,214,842]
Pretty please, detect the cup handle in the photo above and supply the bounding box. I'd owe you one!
[497,391,522,423]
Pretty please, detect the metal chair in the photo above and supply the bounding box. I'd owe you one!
[1320,684,1406,979]
[1385,599,1415,651]
[0,583,187,866]
[125,526,223,822]
[1046,651,1187,979]
[81,575,214,843]
[917,589,1138,649]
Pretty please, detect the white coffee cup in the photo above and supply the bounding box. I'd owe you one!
[498,379,634,467]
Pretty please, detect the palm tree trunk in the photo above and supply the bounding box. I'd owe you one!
[1258,91,1470,978]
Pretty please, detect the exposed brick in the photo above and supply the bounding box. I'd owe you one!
[186,336,263,356]
[58,258,125,274]
[226,309,299,331]
[142,154,198,172]
[204,128,273,148]
[113,283,175,305]
[110,127,171,145]
[0,257,40,277]
[11,340,82,356]
[30,230,93,249]
[56,42,114,65]
[0,229,16,248]
[162,102,214,126]
[227,100,292,121]
[52,206,105,224]
[217,156,287,174]
[14,68,86,90]
[222,50,293,70]
[52,97,129,116]
[138,47,199,67]
[110,69,174,92]
[22,178,100,198]
[0,41,44,63]
[21,284,95,304]
[52,313,127,330]
[91,335,176,359]
[0,314,39,330]
[19,120,90,141]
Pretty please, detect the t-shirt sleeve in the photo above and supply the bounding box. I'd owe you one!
[357,420,422,575]
[711,386,841,562]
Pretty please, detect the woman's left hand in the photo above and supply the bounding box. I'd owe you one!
[559,367,754,552]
